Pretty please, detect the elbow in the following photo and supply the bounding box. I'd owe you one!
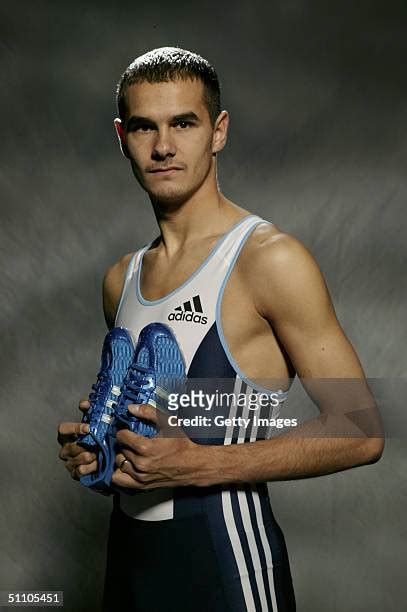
[362,437,385,465]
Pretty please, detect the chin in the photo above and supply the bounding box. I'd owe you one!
[146,185,195,206]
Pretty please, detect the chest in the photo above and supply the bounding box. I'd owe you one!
[116,217,294,382]
[137,248,293,381]
[139,245,253,322]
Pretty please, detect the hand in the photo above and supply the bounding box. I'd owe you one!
[57,399,97,481]
[111,403,214,490]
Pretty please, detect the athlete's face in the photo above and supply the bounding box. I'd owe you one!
[115,79,228,204]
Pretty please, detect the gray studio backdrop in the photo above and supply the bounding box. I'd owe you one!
[1,1,406,611]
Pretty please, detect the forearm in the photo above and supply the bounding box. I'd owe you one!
[194,414,384,486]
[112,403,383,492]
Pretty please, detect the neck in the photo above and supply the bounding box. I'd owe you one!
[149,173,249,255]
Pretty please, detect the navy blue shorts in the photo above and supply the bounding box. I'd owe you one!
[103,485,296,612]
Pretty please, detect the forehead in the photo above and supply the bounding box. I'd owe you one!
[124,78,208,121]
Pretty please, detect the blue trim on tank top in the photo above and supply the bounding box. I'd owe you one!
[135,214,259,306]
[215,220,290,400]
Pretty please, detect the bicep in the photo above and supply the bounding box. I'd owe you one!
[260,235,365,380]
[246,231,383,448]
[254,235,381,431]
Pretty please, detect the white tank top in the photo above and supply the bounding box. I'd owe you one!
[115,214,290,520]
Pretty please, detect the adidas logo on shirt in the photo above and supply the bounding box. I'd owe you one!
[168,295,208,325]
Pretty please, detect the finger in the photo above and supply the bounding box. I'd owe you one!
[59,441,96,461]
[79,399,91,413]
[128,404,185,438]
[57,422,89,445]
[66,457,98,480]
[76,460,98,476]
[115,455,139,480]
[70,451,97,466]
[115,452,127,469]
[59,442,75,461]
[64,461,80,480]
[128,403,159,425]
[111,469,142,489]
[121,448,149,471]
[112,469,167,490]
[115,429,152,454]
[116,450,150,476]
[112,467,156,487]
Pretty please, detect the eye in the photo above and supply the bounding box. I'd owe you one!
[137,124,153,132]
[174,120,191,129]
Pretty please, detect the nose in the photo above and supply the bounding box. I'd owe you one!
[152,128,176,160]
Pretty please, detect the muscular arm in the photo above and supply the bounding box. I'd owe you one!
[201,232,384,484]
[112,232,384,491]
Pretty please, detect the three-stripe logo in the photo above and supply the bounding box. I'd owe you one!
[168,295,208,324]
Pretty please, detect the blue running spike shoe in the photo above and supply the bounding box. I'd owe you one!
[114,323,186,437]
[77,326,135,494]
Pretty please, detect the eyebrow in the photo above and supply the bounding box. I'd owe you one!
[126,112,200,131]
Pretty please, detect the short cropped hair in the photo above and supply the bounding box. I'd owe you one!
[116,47,221,126]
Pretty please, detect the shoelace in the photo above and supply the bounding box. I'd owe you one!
[86,373,112,420]
[120,364,156,406]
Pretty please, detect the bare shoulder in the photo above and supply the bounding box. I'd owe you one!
[103,252,135,291]
[239,222,317,277]
[239,222,332,319]
[102,252,135,329]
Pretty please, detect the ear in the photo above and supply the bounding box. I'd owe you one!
[114,118,130,158]
[212,110,229,155]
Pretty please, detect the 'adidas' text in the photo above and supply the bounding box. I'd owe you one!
[168,311,208,324]
[168,295,208,325]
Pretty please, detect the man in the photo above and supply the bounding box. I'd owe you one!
[58,47,383,611]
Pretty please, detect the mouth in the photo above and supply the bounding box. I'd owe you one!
[148,167,183,174]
